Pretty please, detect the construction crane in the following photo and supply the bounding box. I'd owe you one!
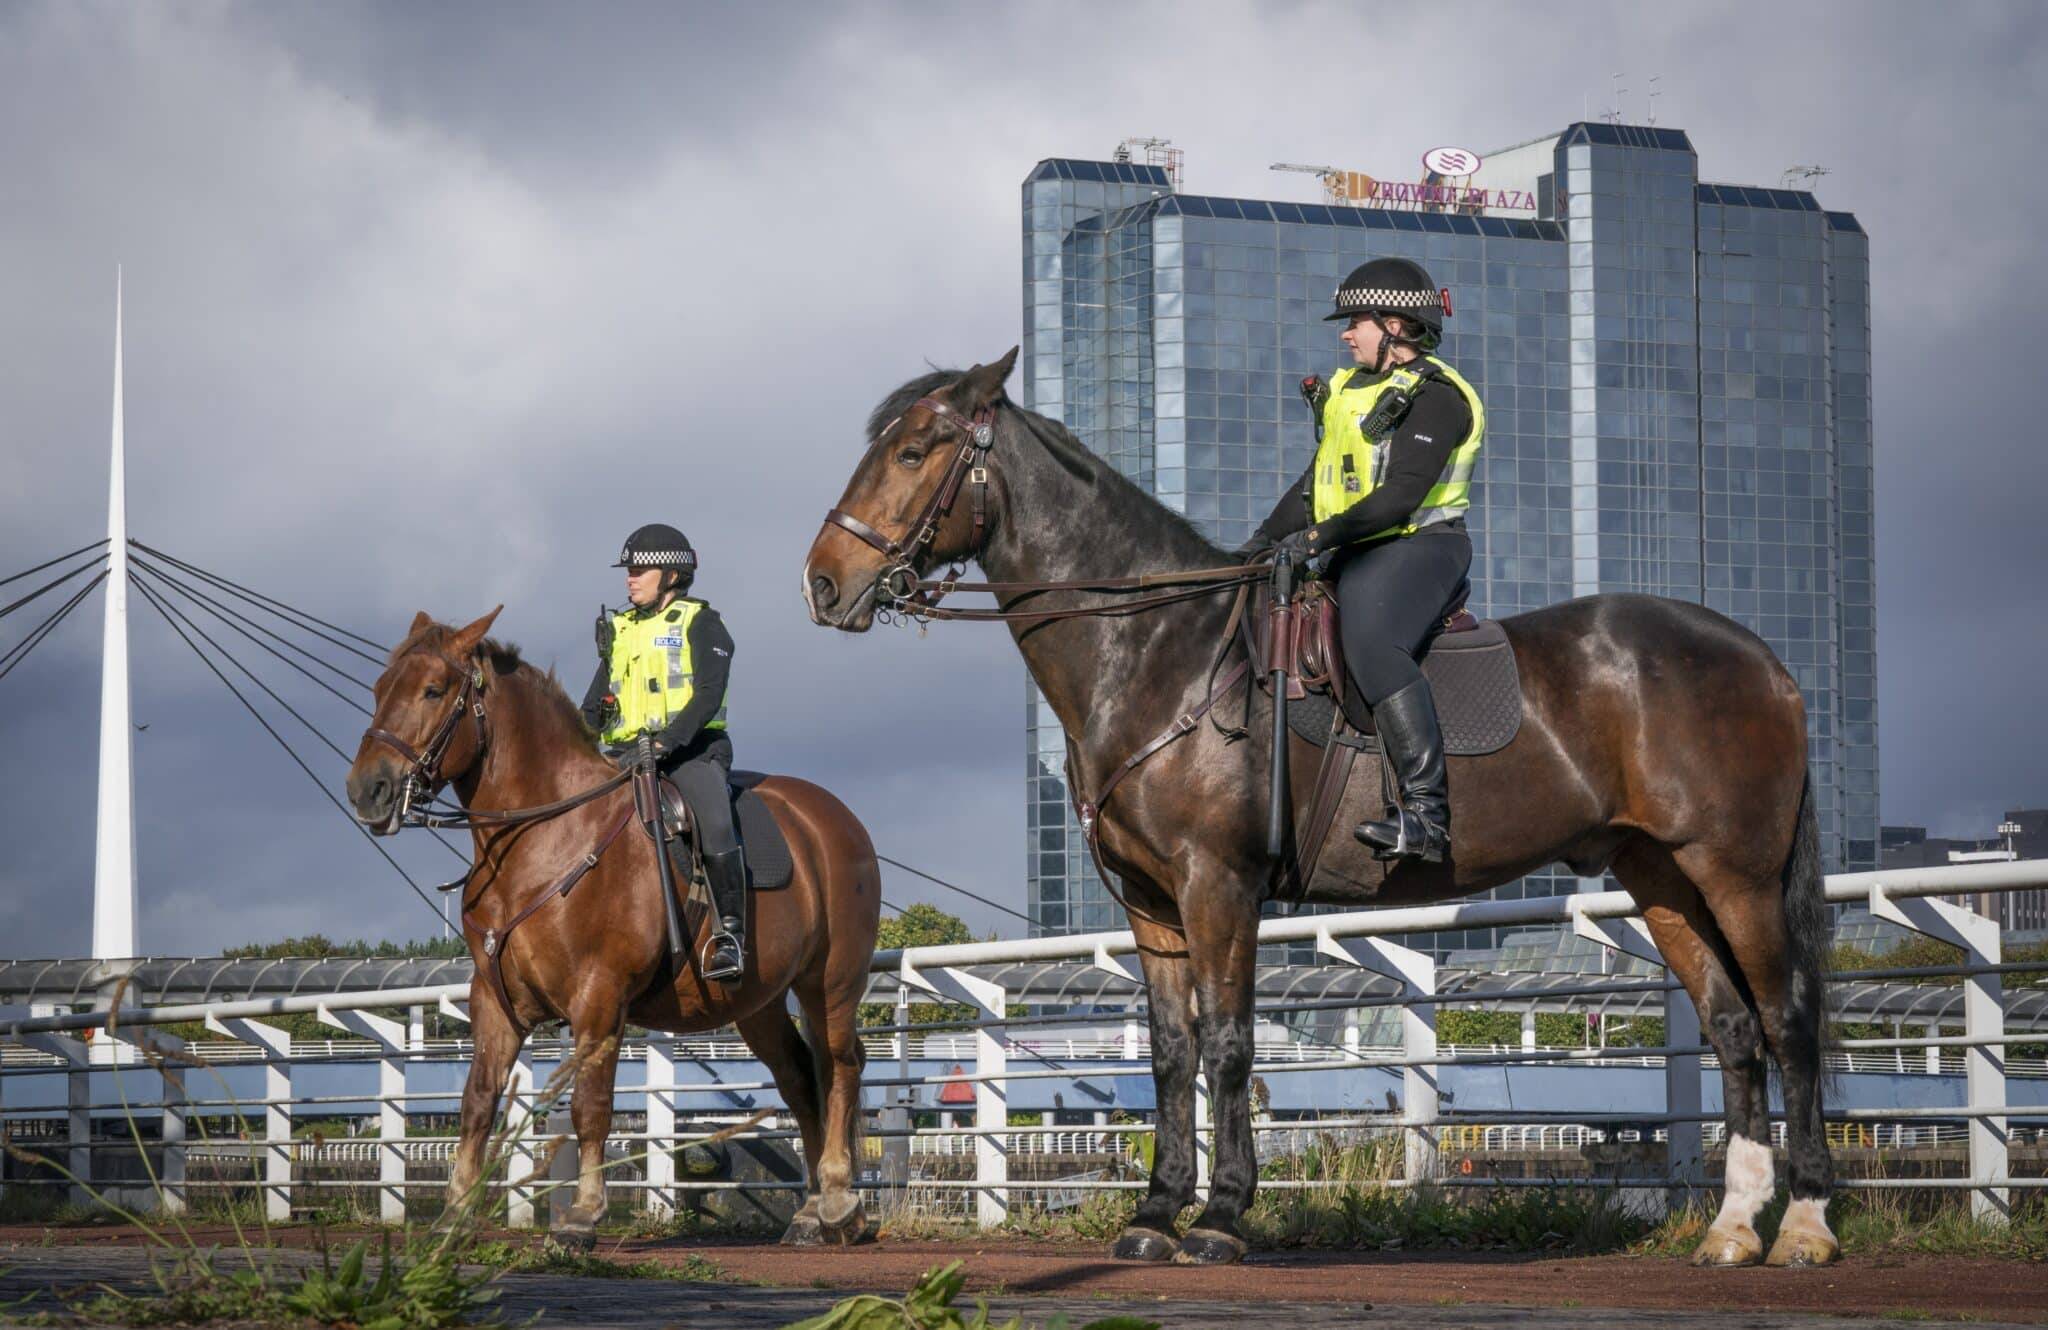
[1113,137,1184,188]
[1270,162,1376,207]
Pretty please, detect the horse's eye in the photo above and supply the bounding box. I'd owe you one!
[424,685,446,700]
[895,448,925,467]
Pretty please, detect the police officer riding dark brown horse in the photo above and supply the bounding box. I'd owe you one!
[1242,258,1480,864]
[805,257,1838,1270]
[585,523,747,981]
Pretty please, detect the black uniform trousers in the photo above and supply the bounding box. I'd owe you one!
[616,732,739,858]
[1331,524,1473,707]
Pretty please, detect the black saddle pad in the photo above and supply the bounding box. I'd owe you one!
[1287,618,1522,756]
[657,773,794,891]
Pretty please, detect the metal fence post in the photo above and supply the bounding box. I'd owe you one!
[206,1016,294,1222]
[318,1006,409,1223]
[905,962,1006,1227]
[1569,906,1703,1191]
[1316,929,1439,1183]
[505,1045,538,1227]
[17,1031,92,1207]
[643,1038,676,1218]
[116,1025,190,1215]
[1871,885,2008,1223]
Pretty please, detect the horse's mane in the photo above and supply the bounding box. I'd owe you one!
[869,370,1224,563]
[394,623,601,753]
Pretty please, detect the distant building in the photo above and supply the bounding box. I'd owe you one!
[1880,809,2048,933]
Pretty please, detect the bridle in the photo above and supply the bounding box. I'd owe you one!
[362,654,629,833]
[822,395,996,613]
[819,396,1266,627]
[364,657,491,828]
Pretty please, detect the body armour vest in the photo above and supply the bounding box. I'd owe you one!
[601,598,729,746]
[1311,354,1485,537]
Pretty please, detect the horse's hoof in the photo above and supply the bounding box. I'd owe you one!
[1765,1226,1840,1267]
[552,1225,596,1254]
[780,1214,825,1247]
[1112,1227,1179,1262]
[1690,1224,1763,1267]
[818,1197,871,1247]
[1171,1228,1247,1265]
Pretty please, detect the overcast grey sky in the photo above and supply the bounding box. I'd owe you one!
[3,1,2044,957]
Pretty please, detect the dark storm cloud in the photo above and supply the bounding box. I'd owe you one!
[2,1,2044,956]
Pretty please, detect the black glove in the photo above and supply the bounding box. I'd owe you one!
[1273,529,1317,570]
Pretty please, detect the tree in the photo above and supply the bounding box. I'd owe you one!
[862,904,978,1034]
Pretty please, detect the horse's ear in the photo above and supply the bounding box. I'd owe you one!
[449,606,503,658]
[953,346,1020,413]
[409,611,434,638]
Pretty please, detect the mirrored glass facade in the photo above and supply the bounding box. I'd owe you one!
[1019,125,1875,950]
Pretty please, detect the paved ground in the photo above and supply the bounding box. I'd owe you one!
[2,1231,2044,1328]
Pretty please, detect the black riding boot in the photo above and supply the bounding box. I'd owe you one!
[1355,678,1452,863]
[701,848,747,982]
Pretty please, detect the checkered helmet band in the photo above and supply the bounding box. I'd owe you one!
[619,548,695,567]
[1334,287,1441,309]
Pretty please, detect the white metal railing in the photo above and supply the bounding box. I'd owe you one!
[2,860,2045,1228]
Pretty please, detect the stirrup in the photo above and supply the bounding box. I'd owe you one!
[1355,807,1447,864]
[701,931,744,982]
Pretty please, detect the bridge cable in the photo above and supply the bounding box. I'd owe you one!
[0,538,110,591]
[0,552,109,622]
[131,541,389,660]
[876,853,1038,928]
[130,574,451,930]
[0,570,109,683]
[126,555,376,693]
[132,566,471,866]
[131,556,374,711]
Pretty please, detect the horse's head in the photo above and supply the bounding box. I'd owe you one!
[804,348,1017,631]
[348,606,502,833]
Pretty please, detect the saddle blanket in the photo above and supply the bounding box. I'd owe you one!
[656,771,794,890]
[1286,618,1522,756]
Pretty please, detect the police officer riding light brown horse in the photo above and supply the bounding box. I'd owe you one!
[803,257,1837,1270]
[346,528,883,1248]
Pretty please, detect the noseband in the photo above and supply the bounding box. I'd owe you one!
[821,396,996,608]
[365,658,489,827]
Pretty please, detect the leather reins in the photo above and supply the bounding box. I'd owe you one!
[817,398,1279,932]
[361,650,642,1017]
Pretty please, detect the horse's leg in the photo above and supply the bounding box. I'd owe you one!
[1614,842,1773,1267]
[557,998,627,1249]
[1114,912,1199,1262]
[1171,881,1262,1266]
[1675,833,1839,1267]
[794,964,872,1245]
[447,978,524,1221]
[734,1000,829,1245]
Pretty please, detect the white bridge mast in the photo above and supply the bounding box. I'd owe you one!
[92,269,137,962]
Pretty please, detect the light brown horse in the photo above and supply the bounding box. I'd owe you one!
[346,609,882,1245]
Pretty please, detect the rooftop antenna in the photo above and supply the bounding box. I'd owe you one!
[1781,164,1831,191]
[1647,74,1661,126]
[1604,73,1626,125]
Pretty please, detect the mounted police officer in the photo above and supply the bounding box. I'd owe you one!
[1246,257,1483,864]
[580,523,747,981]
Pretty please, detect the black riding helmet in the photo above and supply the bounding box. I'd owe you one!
[1326,257,1449,348]
[615,523,697,589]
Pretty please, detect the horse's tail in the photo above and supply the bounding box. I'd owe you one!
[1778,770,1832,1069]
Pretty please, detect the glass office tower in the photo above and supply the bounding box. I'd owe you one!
[1020,124,1874,952]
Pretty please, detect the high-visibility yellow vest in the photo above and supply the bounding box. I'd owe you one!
[1311,355,1485,536]
[600,598,728,746]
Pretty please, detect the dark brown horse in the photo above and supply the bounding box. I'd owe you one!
[803,351,1837,1268]
[346,610,882,1245]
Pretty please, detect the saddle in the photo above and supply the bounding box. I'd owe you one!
[653,770,795,892]
[1239,576,1523,756]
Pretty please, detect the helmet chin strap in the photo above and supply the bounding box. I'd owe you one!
[1368,312,1427,374]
